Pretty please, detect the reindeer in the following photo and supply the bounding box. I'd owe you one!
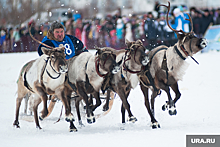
[13,34,76,131]
[65,47,120,125]
[100,39,149,128]
[138,1,208,128]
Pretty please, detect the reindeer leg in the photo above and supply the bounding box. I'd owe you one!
[140,84,160,129]
[103,89,111,111]
[13,96,24,128]
[118,89,137,123]
[171,82,181,104]
[75,97,85,127]
[69,121,78,132]
[162,85,176,116]
[33,97,42,129]
[76,82,95,124]
[24,93,30,114]
[35,87,48,120]
[57,88,74,122]
[150,90,158,116]
[121,103,126,124]
[91,91,101,111]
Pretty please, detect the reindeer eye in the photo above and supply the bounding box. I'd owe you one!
[51,55,55,58]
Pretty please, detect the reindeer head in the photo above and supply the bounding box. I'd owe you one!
[125,39,149,66]
[160,2,208,56]
[95,47,120,75]
[29,26,68,74]
[41,45,68,74]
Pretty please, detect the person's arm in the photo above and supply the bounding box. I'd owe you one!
[67,35,88,55]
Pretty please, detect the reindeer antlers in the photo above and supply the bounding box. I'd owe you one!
[158,1,194,34]
[28,25,54,49]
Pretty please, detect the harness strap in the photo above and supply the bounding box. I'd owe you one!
[161,51,169,86]
[174,45,186,60]
[150,48,167,61]
[46,69,61,79]
[95,57,108,77]
[40,57,49,88]
[123,51,143,74]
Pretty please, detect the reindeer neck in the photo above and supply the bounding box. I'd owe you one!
[173,42,189,60]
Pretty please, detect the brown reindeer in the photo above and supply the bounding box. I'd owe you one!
[101,39,149,128]
[13,35,76,131]
[138,1,208,128]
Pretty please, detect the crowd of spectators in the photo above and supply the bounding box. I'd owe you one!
[1,5,220,53]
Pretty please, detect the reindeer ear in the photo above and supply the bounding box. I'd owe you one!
[41,47,51,55]
[176,33,184,41]
[125,39,132,48]
[95,47,102,55]
[136,39,143,45]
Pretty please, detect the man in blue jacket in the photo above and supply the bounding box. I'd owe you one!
[38,21,88,59]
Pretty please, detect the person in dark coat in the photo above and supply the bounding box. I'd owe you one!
[201,9,214,36]
[192,10,203,38]
[38,21,87,60]
[144,12,158,50]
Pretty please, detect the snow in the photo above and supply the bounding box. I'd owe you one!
[0,50,220,147]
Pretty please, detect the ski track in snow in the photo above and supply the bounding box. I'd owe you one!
[0,50,220,147]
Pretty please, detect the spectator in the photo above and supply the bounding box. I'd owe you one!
[201,9,214,36]
[144,12,157,50]
[215,8,220,25]
[116,18,124,49]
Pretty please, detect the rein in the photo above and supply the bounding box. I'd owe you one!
[95,57,109,77]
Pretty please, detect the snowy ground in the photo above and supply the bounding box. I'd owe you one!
[0,50,220,147]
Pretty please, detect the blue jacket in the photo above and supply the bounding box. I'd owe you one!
[38,35,88,60]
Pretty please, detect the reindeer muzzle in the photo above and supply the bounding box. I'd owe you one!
[59,65,68,73]
[111,64,120,74]
[141,55,149,66]
[199,38,208,49]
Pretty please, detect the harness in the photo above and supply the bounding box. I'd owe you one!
[122,44,145,74]
[178,36,199,65]
[138,48,167,92]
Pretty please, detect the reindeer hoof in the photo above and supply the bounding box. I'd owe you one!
[162,103,167,111]
[39,116,44,121]
[151,122,160,129]
[169,109,177,116]
[13,121,20,128]
[69,128,78,132]
[87,116,95,124]
[78,120,85,128]
[127,116,137,123]
[65,114,75,122]
[36,126,42,129]
[103,105,109,111]
[65,117,75,122]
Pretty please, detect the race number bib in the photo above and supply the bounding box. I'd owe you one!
[64,43,72,55]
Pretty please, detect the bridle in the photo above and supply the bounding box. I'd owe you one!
[123,43,145,74]
[176,34,199,64]
[95,51,116,77]
[43,54,66,80]
[46,59,62,79]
